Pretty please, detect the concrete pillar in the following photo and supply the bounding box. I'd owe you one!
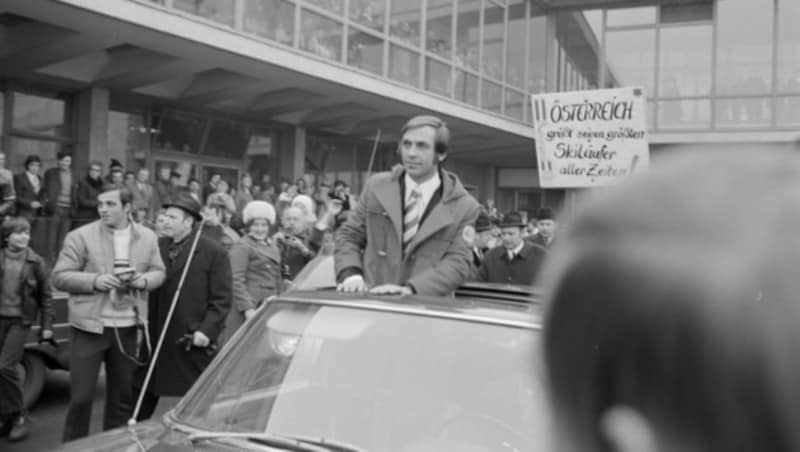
[293,126,306,180]
[74,87,110,176]
[278,126,306,183]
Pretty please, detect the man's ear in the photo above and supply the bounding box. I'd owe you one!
[600,406,660,452]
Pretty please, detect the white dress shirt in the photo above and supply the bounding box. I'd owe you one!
[507,241,525,260]
[404,172,441,219]
[26,171,40,193]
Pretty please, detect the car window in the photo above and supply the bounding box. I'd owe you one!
[176,300,549,451]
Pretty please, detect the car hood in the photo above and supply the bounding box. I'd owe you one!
[52,419,244,452]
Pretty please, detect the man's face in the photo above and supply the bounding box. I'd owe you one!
[400,125,440,182]
[59,156,72,171]
[188,181,201,194]
[475,230,493,248]
[162,207,193,239]
[111,171,124,185]
[98,190,129,229]
[137,169,149,183]
[282,207,303,235]
[7,228,30,250]
[202,206,222,226]
[501,226,523,250]
[537,219,557,239]
[210,174,221,185]
[88,165,102,180]
[159,167,171,181]
[27,162,41,176]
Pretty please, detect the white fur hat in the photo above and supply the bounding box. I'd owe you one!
[242,200,276,225]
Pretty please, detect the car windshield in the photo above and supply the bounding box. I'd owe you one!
[175,300,548,452]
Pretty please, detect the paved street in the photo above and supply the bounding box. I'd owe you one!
[6,370,178,452]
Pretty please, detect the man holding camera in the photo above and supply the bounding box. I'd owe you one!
[53,184,165,442]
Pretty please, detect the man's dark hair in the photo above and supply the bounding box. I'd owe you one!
[399,115,450,155]
[188,177,200,186]
[24,155,41,170]
[56,151,72,161]
[99,183,133,206]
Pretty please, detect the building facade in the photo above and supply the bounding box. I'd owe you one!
[0,0,798,225]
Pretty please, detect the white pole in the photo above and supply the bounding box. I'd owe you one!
[128,218,206,426]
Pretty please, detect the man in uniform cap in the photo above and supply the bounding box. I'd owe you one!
[478,211,548,286]
[526,206,557,249]
[135,192,232,421]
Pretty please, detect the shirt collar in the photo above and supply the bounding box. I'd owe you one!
[404,171,441,203]
[508,241,525,258]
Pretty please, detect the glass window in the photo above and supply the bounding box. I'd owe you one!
[425,58,451,96]
[716,0,772,96]
[12,93,67,137]
[505,89,524,120]
[657,99,710,129]
[506,0,525,88]
[348,30,384,75]
[426,0,453,59]
[389,45,420,86]
[455,69,478,105]
[482,1,505,81]
[150,110,205,154]
[204,119,249,159]
[528,15,547,94]
[553,11,599,93]
[107,110,149,164]
[605,29,656,96]
[173,0,235,26]
[777,97,800,125]
[389,0,421,47]
[658,25,712,97]
[8,138,63,174]
[349,0,385,32]
[606,6,656,27]
[155,159,196,187]
[300,10,343,61]
[777,0,800,94]
[243,0,294,45]
[660,2,712,24]
[455,0,480,70]
[305,0,343,15]
[715,98,771,127]
[482,80,502,113]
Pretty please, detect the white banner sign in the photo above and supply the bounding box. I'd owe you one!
[531,87,649,188]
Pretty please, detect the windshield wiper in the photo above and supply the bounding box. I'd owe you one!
[187,431,329,452]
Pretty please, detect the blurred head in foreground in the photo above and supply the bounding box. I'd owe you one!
[541,150,800,452]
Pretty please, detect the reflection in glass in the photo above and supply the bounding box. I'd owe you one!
[150,111,205,154]
[205,119,249,158]
[528,15,547,94]
[426,0,452,58]
[300,10,343,62]
[506,0,525,88]
[389,45,420,87]
[657,100,710,129]
[244,0,294,45]
[605,29,655,96]
[305,0,344,15]
[348,30,383,75]
[390,0,421,47]
[349,0,385,32]
[455,70,478,106]
[505,89,525,120]
[8,138,62,174]
[425,58,451,97]
[606,6,656,27]
[716,0,772,96]
[659,25,712,97]
[107,111,149,163]
[482,1,505,81]
[455,0,480,70]
[482,81,502,114]
[777,0,800,94]
[716,98,771,127]
[553,11,599,92]
[173,0,235,26]
[777,97,800,125]
[12,93,67,137]
[660,3,712,23]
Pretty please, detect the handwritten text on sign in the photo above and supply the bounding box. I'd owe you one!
[531,87,649,188]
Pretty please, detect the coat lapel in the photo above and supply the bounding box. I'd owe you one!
[404,201,453,256]
[373,177,403,242]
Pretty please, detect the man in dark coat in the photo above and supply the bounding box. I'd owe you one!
[72,162,104,229]
[479,211,548,286]
[135,193,232,421]
[14,155,46,257]
[42,152,74,263]
[525,206,557,249]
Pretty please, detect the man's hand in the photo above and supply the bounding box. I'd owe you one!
[41,329,53,340]
[327,199,343,216]
[369,284,413,296]
[192,330,210,347]
[127,274,148,290]
[337,274,368,293]
[31,201,42,209]
[244,308,256,320]
[94,274,122,292]
[287,236,310,255]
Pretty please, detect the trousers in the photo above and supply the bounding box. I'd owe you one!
[0,317,28,417]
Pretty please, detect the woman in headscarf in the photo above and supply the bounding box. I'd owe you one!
[290,194,317,232]
[221,201,282,345]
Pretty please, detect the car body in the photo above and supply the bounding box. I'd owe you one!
[54,282,547,452]
[21,293,71,408]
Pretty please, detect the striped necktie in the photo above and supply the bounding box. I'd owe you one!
[403,189,422,252]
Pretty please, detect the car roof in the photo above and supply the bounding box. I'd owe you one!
[276,283,544,329]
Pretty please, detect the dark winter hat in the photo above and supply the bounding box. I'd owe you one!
[475,212,493,232]
[536,207,556,221]
[163,192,203,222]
[109,159,123,169]
[499,211,526,228]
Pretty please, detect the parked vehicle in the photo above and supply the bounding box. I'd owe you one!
[21,293,70,408]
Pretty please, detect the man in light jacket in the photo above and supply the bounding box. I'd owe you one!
[53,184,165,442]
[335,115,480,296]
